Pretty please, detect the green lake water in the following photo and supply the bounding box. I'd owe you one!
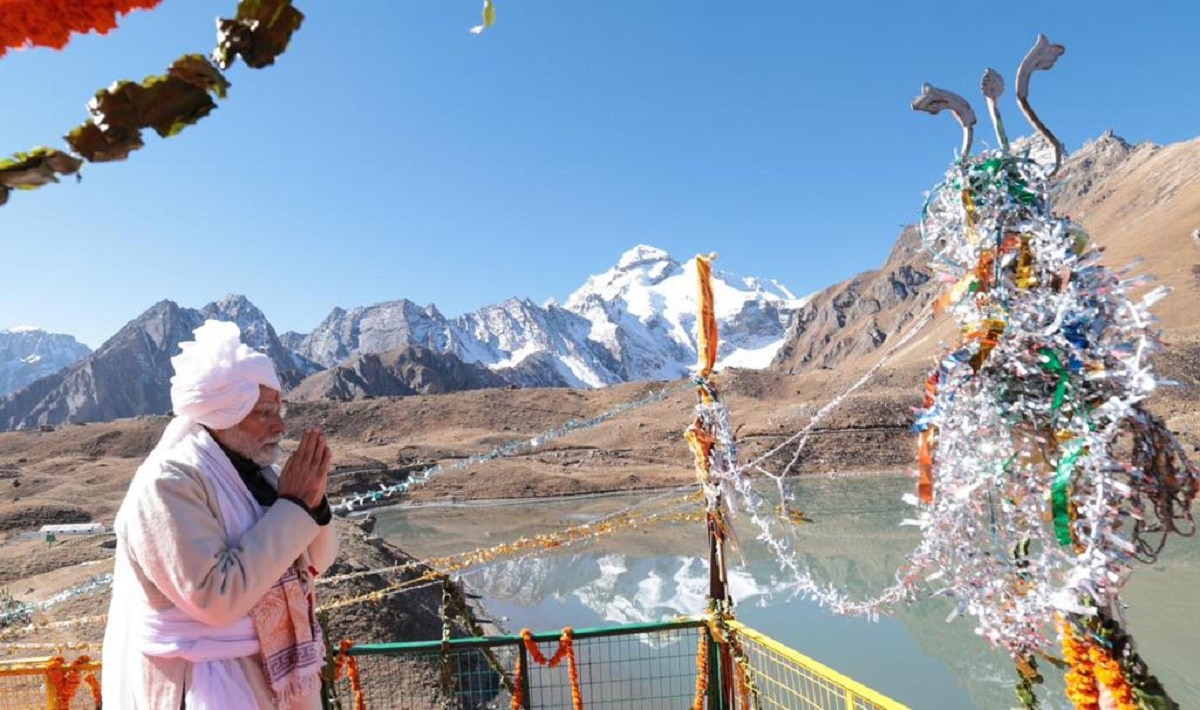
[374,475,1199,709]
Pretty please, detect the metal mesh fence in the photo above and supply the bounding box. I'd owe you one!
[523,625,702,709]
[329,620,707,709]
[330,618,909,710]
[725,621,907,710]
[0,673,47,710]
[328,644,519,710]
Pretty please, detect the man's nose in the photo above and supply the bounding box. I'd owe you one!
[271,414,286,435]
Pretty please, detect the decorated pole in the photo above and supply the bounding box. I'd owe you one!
[695,255,728,608]
[908,34,1195,709]
[685,253,737,708]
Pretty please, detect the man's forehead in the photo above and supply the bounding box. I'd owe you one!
[255,386,282,405]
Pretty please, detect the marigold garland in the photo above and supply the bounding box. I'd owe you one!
[565,631,582,710]
[1060,621,1099,710]
[329,639,366,710]
[84,670,103,708]
[0,0,163,57]
[691,630,709,710]
[1089,644,1135,710]
[708,611,759,709]
[514,627,584,710]
[733,656,753,710]
[510,647,525,710]
[45,654,93,708]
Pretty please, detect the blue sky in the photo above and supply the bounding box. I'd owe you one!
[2,1,1196,348]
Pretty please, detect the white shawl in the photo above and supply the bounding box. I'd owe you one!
[103,426,270,709]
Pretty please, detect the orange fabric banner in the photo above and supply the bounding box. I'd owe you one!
[695,254,719,378]
[685,422,716,485]
[917,371,940,504]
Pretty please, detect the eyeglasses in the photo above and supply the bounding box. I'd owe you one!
[249,404,287,420]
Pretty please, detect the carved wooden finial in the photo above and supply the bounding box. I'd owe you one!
[981,68,1009,152]
[1016,34,1066,171]
[912,83,977,160]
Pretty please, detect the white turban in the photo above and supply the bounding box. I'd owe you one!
[170,320,281,429]
[152,320,281,456]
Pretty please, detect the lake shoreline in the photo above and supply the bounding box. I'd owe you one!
[340,468,913,516]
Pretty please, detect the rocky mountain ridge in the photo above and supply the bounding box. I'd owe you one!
[3,131,1196,430]
[0,247,808,429]
[0,327,91,398]
[288,345,509,401]
[0,298,301,430]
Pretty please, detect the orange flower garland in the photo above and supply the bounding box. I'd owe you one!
[1089,644,1135,710]
[564,632,582,710]
[45,654,93,707]
[84,670,103,707]
[510,651,525,709]
[329,639,366,710]
[691,630,709,710]
[0,0,164,57]
[512,627,584,710]
[1060,621,1099,710]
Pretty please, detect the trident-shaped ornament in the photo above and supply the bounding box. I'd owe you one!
[1016,34,1066,171]
[914,34,1066,172]
[981,68,1009,152]
[912,84,977,161]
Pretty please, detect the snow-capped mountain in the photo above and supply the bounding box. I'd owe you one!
[0,327,91,397]
[570,553,780,626]
[288,245,810,388]
[470,552,788,625]
[290,298,620,389]
[563,245,809,381]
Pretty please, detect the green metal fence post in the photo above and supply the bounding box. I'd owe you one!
[517,643,532,709]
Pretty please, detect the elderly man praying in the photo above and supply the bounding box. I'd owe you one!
[103,320,338,709]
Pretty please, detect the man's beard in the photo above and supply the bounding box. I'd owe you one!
[219,427,282,467]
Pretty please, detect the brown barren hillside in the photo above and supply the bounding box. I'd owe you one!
[773,133,1200,380]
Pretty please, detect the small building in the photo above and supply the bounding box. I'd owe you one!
[38,523,106,536]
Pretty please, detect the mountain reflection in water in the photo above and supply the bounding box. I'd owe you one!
[374,476,1199,709]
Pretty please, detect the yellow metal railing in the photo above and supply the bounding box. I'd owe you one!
[328,617,910,709]
[0,656,100,710]
[723,620,909,710]
[1,619,908,709]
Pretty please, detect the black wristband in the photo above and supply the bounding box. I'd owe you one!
[280,495,333,526]
[312,496,333,526]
